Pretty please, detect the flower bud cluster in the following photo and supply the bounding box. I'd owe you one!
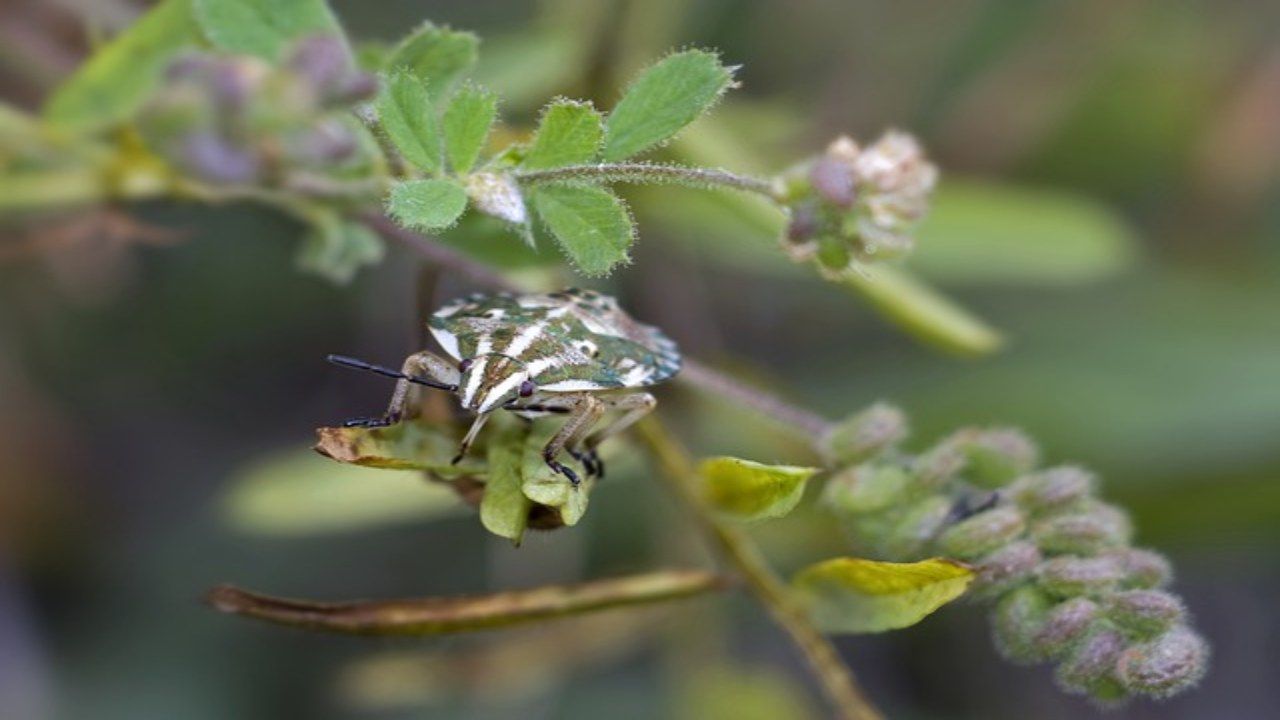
[819,405,1208,703]
[139,36,378,185]
[782,132,938,274]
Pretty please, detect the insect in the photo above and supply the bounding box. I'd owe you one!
[329,288,682,485]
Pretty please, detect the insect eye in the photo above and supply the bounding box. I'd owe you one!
[459,358,474,372]
[519,380,536,398]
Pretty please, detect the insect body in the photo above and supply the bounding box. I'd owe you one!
[330,288,681,484]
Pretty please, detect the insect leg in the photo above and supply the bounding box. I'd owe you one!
[339,351,460,428]
[540,394,605,486]
[583,392,656,449]
[567,392,656,478]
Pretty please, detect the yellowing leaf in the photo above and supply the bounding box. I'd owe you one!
[793,557,974,634]
[314,421,483,478]
[222,450,459,536]
[699,456,816,521]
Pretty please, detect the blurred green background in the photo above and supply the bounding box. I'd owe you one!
[2,0,1278,718]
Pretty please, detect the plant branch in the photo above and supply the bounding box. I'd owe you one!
[358,212,526,293]
[515,162,782,201]
[681,358,833,437]
[207,569,728,636]
[636,419,882,720]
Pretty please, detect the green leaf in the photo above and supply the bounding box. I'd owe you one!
[442,84,497,173]
[221,450,459,536]
[793,557,974,633]
[603,49,735,161]
[296,215,384,284]
[386,22,479,100]
[699,456,816,521]
[193,0,342,59]
[376,72,441,173]
[521,99,603,170]
[912,181,1139,285]
[44,0,200,132]
[480,421,532,544]
[532,185,634,276]
[520,422,591,526]
[840,265,1003,356]
[388,179,468,231]
[314,421,483,478]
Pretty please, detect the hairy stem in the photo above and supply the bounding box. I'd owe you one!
[515,162,782,201]
[208,569,728,636]
[636,419,883,720]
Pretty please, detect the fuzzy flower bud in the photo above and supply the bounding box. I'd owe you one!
[1008,466,1094,515]
[1115,627,1208,698]
[465,173,528,225]
[953,428,1039,488]
[782,131,936,272]
[822,463,910,515]
[1106,548,1173,589]
[1030,501,1132,555]
[911,441,967,493]
[937,505,1026,560]
[1055,626,1126,700]
[1038,556,1126,598]
[181,131,261,183]
[821,402,908,466]
[1106,590,1185,638]
[971,541,1041,598]
[880,495,952,559]
[992,585,1052,664]
[1033,598,1100,660]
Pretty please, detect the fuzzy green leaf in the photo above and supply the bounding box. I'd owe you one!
[793,557,974,633]
[521,100,603,170]
[532,185,633,276]
[699,456,816,521]
[481,421,532,544]
[222,450,459,536]
[296,215,384,284]
[45,0,200,132]
[388,179,469,231]
[376,72,441,173]
[603,50,734,161]
[193,0,342,59]
[520,422,591,526]
[442,84,497,173]
[387,22,479,100]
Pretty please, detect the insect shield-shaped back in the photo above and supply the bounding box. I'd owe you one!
[322,289,682,540]
[428,289,682,391]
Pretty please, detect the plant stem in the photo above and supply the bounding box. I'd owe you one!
[636,419,883,720]
[208,569,728,636]
[681,358,833,437]
[359,212,526,293]
[515,162,782,201]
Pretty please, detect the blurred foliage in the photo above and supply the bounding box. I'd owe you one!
[2,0,1279,718]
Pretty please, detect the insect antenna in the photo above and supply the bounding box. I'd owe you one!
[326,355,458,392]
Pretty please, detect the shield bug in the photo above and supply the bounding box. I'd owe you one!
[329,288,681,485]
